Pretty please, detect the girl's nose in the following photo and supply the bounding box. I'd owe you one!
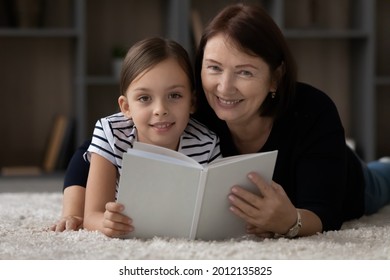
[153,101,168,116]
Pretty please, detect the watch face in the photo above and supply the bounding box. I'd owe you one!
[274,211,302,238]
[287,226,300,238]
[286,211,302,238]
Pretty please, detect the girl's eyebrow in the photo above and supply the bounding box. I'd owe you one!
[132,87,149,92]
[133,85,186,92]
[166,85,186,90]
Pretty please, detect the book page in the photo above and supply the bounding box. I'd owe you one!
[209,151,275,168]
[195,151,278,240]
[133,142,201,167]
[117,152,203,239]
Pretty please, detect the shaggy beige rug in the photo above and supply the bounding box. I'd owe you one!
[0,192,389,260]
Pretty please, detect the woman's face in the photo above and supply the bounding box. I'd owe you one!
[201,34,277,126]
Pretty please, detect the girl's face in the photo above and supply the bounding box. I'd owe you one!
[201,34,277,126]
[119,58,194,150]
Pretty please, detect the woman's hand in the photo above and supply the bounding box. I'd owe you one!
[228,172,298,236]
[101,202,133,238]
[49,215,83,232]
[245,224,274,238]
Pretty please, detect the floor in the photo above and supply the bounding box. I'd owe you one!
[0,173,64,193]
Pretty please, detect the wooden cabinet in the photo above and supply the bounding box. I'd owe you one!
[0,0,78,168]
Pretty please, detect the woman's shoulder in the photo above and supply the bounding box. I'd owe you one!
[289,82,341,123]
[294,82,337,111]
[280,82,345,136]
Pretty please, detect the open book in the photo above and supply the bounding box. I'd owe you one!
[117,142,278,241]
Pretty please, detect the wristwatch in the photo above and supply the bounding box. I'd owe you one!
[275,210,302,238]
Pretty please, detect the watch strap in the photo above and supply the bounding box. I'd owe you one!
[275,209,302,238]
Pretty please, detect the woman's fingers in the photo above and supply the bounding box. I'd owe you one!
[229,172,295,234]
[247,172,274,197]
[228,172,274,217]
[246,224,274,238]
[229,189,268,227]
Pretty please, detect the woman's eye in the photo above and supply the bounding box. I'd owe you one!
[239,70,253,77]
[207,65,222,72]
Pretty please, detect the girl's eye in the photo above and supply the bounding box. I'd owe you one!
[138,95,151,102]
[169,92,182,99]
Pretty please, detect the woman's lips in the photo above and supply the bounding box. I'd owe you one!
[217,96,243,106]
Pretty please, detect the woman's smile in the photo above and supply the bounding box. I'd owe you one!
[217,96,244,106]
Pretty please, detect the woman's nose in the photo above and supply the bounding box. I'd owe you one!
[217,72,235,95]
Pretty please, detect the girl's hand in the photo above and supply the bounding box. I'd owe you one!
[101,202,133,238]
[49,216,83,232]
[228,172,297,236]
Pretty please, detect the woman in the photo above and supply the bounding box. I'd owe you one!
[193,3,390,238]
[51,3,390,238]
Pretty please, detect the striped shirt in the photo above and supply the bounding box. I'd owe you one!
[85,112,221,188]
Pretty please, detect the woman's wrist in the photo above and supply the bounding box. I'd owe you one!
[274,209,302,238]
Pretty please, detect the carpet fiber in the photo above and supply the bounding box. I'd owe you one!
[0,192,389,260]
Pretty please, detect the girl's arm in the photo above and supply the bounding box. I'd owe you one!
[50,140,90,232]
[50,185,85,231]
[83,153,133,237]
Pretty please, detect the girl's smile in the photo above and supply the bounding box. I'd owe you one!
[149,121,175,132]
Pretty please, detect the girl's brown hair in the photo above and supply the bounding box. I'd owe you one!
[120,37,194,96]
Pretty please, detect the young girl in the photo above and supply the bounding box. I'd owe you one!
[51,37,221,237]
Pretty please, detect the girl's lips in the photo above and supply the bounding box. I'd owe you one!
[150,122,175,131]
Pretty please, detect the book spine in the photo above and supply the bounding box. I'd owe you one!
[189,168,208,240]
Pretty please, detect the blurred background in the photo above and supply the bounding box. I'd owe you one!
[0,0,389,178]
